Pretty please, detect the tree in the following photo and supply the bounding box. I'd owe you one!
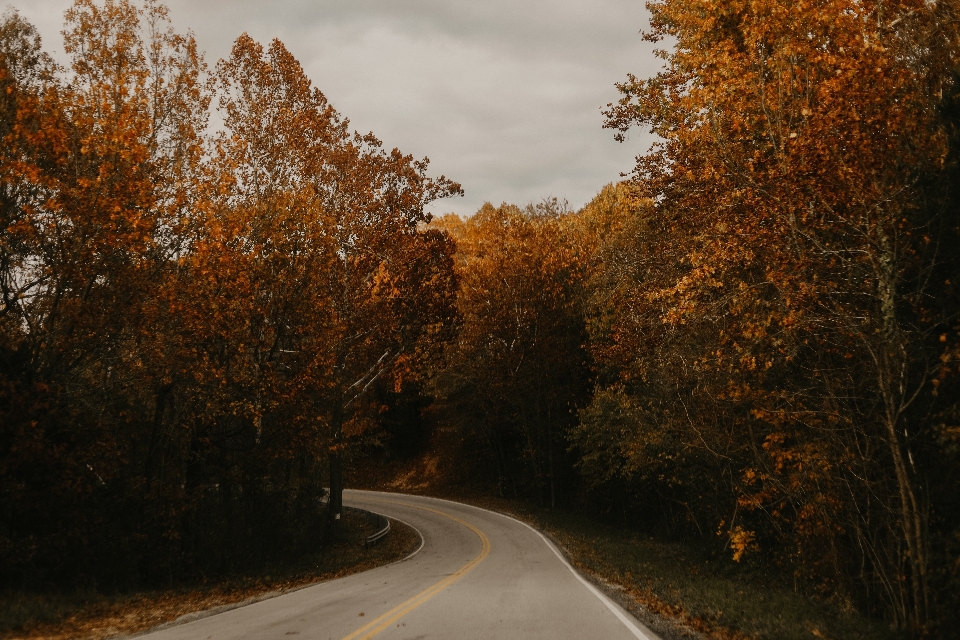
[432,201,590,505]
[204,31,461,530]
[603,0,960,630]
[318,134,461,527]
[0,0,460,587]
[0,0,214,586]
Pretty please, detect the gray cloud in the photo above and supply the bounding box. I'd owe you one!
[10,0,662,216]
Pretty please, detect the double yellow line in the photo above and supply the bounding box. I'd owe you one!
[341,501,491,640]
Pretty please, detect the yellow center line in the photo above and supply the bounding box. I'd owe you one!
[340,500,491,640]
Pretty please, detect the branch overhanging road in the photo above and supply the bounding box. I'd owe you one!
[139,490,660,640]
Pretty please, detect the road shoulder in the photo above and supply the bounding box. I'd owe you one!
[1,513,420,640]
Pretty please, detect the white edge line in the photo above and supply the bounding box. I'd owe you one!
[341,505,426,568]
[134,505,425,638]
[346,489,657,640]
[510,517,656,640]
[380,513,425,565]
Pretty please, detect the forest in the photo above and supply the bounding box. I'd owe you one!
[1,0,959,637]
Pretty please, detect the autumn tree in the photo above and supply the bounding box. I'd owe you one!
[432,201,590,505]
[0,0,213,585]
[1,0,460,587]
[568,184,709,526]
[599,0,960,631]
[316,137,461,527]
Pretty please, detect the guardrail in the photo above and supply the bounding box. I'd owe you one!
[365,512,390,548]
[342,506,391,548]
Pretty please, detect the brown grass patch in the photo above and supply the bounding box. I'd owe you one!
[1,513,420,640]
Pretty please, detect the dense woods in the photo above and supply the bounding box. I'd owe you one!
[429,200,591,508]
[595,0,960,633]
[427,0,960,635]
[0,0,458,590]
[2,0,960,636]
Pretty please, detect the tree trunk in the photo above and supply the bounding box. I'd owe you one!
[875,227,928,631]
[328,400,344,535]
[880,387,927,630]
[329,448,343,530]
[548,435,556,510]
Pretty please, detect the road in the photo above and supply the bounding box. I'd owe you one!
[139,490,660,640]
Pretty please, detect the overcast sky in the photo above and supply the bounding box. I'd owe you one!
[10,0,660,217]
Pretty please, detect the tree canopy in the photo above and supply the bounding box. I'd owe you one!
[2,0,959,635]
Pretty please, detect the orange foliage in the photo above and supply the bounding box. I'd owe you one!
[588,0,960,631]
[0,0,458,590]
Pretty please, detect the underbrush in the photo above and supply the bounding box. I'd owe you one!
[351,424,911,640]
[529,509,903,640]
[0,512,419,640]
[355,459,902,640]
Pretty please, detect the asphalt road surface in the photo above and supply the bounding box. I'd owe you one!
[139,490,660,640]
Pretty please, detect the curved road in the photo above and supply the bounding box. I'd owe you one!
[140,490,659,639]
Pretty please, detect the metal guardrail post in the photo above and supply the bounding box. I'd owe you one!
[365,512,390,548]
[342,505,391,548]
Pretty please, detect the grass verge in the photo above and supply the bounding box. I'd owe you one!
[361,438,911,640]
[0,511,420,640]
[472,496,905,640]
[525,507,903,640]
[353,432,904,640]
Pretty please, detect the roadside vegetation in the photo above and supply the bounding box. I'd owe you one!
[413,1,960,636]
[2,0,960,638]
[0,513,419,640]
[1,0,454,605]
[537,508,900,640]
[354,442,902,640]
